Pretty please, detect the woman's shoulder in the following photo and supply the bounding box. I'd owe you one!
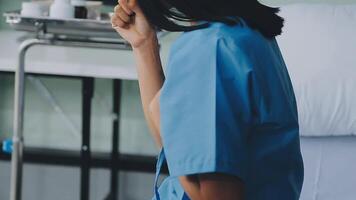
[170,20,265,58]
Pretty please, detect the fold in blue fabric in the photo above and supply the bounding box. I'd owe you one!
[156,19,304,200]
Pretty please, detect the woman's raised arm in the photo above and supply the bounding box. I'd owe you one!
[111,0,163,149]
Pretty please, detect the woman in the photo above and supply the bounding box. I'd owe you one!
[111,0,304,199]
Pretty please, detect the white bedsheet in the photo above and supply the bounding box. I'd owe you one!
[277,4,356,136]
[300,136,356,200]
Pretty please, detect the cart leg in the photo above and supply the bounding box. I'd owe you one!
[81,77,94,200]
[111,79,121,200]
[10,39,45,200]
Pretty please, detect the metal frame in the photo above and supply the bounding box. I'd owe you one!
[107,79,121,200]
[81,77,94,200]
[0,143,159,172]
[8,37,132,200]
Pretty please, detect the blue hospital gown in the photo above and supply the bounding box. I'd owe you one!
[153,19,304,200]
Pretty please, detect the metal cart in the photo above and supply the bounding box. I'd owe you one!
[3,11,167,200]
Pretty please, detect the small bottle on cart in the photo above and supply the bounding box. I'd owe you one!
[71,0,88,19]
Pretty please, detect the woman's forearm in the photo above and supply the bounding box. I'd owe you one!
[132,36,164,149]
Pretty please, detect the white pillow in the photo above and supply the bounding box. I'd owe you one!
[277,4,356,136]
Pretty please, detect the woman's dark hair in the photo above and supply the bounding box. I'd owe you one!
[136,0,284,38]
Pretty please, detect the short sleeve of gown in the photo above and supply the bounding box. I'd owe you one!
[160,33,255,182]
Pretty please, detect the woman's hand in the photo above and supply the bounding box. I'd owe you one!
[111,0,157,49]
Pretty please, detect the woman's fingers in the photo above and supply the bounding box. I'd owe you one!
[116,8,130,23]
[124,0,143,16]
[112,4,132,29]
[114,5,131,22]
[111,14,125,28]
[118,0,133,15]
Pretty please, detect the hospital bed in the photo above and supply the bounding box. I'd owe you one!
[277,3,356,200]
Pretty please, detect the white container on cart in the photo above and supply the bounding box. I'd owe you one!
[50,0,75,19]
